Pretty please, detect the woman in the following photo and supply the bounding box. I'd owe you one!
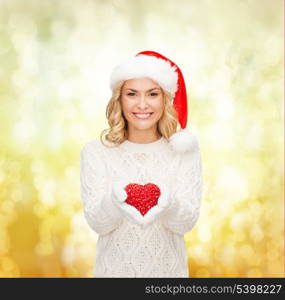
[80,51,203,277]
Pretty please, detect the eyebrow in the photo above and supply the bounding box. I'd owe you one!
[125,88,160,92]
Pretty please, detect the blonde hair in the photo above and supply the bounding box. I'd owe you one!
[100,80,179,148]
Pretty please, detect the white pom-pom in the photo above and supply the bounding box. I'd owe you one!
[169,128,198,153]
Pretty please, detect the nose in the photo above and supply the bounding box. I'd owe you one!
[137,95,149,110]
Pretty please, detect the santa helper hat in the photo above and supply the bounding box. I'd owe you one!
[109,50,198,153]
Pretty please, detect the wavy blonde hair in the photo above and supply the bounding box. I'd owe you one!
[100,80,179,148]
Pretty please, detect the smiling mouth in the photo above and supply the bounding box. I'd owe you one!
[132,112,154,120]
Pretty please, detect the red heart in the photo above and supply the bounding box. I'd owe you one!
[124,183,161,216]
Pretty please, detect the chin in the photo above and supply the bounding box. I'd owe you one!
[128,121,157,131]
[134,124,155,131]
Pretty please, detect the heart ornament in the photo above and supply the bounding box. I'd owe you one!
[124,183,161,216]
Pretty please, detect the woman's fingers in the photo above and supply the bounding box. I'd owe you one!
[140,205,164,228]
[117,202,145,225]
[157,185,171,208]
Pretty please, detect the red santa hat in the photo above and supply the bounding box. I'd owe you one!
[109,50,198,153]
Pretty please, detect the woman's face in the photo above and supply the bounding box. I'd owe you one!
[120,77,164,134]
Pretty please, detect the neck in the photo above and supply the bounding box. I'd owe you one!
[126,130,161,144]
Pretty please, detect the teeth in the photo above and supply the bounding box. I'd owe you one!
[133,113,152,119]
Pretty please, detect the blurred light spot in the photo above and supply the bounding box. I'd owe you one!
[230,212,250,231]
[235,232,246,242]
[220,245,236,264]
[245,124,263,149]
[58,80,74,100]
[206,123,235,151]
[192,245,203,258]
[35,242,54,256]
[198,225,212,243]
[214,93,234,121]
[0,229,10,255]
[61,245,76,265]
[266,248,279,261]
[37,179,56,206]
[69,123,87,141]
[78,245,95,259]
[47,125,63,151]
[13,118,36,147]
[250,224,264,243]
[1,200,15,214]
[10,185,24,203]
[216,167,249,204]
[239,244,255,264]
[0,169,5,184]
[1,256,16,272]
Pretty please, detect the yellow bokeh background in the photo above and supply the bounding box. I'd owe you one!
[0,0,283,277]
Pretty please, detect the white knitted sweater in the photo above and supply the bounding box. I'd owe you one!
[80,136,203,278]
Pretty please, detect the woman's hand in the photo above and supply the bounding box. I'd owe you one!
[111,180,172,228]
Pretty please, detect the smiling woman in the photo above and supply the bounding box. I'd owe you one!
[80,50,203,278]
[120,78,165,143]
[100,76,178,146]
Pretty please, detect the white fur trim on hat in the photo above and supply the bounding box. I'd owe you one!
[169,128,199,153]
[110,55,178,96]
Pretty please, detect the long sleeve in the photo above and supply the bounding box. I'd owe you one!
[80,143,123,235]
[160,143,203,235]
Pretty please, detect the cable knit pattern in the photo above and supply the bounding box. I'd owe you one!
[80,136,203,277]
